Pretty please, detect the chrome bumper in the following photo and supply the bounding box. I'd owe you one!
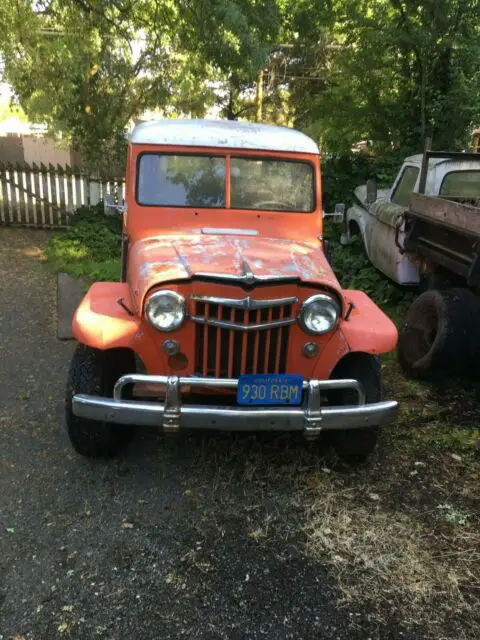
[72,374,398,437]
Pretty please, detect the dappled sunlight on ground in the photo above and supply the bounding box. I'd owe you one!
[21,245,47,260]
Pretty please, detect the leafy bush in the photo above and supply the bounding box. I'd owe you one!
[321,148,413,212]
[46,203,122,281]
[321,154,373,212]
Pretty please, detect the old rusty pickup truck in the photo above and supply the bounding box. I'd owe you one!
[344,150,480,379]
[343,152,480,286]
[66,119,398,461]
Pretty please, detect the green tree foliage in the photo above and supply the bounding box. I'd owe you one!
[0,0,222,165]
[0,0,283,161]
[289,0,480,154]
[0,0,479,162]
[0,0,286,150]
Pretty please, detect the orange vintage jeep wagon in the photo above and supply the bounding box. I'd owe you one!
[66,119,398,461]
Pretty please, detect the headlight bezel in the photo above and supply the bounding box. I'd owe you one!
[298,293,341,335]
[145,290,186,332]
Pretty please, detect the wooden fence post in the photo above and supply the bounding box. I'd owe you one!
[89,175,101,205]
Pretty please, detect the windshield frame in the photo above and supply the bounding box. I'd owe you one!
[135,150,317,213]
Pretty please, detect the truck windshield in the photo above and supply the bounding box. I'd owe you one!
[137,153,314,211]
[230,157,314,211]
[138,155,226,207]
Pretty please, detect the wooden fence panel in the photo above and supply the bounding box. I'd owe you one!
[0,161,125,228]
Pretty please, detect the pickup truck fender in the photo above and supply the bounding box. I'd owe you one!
[344,203,372,255]
[346,202,421,286]
[72,282,167,373]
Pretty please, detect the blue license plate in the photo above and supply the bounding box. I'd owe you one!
[237,374,304,406]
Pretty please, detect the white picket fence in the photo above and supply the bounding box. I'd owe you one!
[0,162,125,228]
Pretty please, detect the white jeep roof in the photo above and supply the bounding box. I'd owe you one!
[130,119,319,154]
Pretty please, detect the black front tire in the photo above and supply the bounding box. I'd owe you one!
[65,345,136,458]
[329,353,382,463]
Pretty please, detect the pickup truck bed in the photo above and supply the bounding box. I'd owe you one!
[404,193,480,285]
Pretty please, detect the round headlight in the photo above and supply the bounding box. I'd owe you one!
[145,291,185,332]
[299,294,340,335]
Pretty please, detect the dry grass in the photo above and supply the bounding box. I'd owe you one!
[302,472,480,631]
[185,361,480,636]
[188,429,479,635]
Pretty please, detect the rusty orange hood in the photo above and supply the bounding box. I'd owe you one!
[128,232,341,309]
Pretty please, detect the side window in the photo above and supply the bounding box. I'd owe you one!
[440,171,480,199]
[391,166,419,207]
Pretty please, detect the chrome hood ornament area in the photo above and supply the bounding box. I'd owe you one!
[240,258,256,286]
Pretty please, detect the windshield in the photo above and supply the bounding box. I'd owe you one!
[230,157,314,211]
[138,154,226,207]
[137,153,315,211]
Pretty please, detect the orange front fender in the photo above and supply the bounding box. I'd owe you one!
[340,290,398,355]
[310,291,398,379]
[72,282,165,372]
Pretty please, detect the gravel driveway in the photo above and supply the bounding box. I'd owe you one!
[0,228,360,640]
[1,227,479,640]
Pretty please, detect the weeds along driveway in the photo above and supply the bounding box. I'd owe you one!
[0,227,479,640]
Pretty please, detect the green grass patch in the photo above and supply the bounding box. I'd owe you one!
[397,421,480,455]
[46,204,122,281]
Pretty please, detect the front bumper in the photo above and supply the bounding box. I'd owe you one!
[72,374,398,438]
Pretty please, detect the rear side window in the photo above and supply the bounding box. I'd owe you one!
[391,166,419,207]
[440,171,480,199]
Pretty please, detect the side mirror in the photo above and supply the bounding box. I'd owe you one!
[366,179,377,205]
[104,194,126,216]
[334,203,345,223]
[323,203,345,224]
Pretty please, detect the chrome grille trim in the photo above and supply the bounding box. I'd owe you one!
[195,272,298,284]
[191,295,297,310]
[190,316,295,331]
[193,295,292,376]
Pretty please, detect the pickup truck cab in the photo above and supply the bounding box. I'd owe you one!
[66,119,398,461]
[344,154,480,285]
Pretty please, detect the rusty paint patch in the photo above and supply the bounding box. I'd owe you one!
[128,232,341,308]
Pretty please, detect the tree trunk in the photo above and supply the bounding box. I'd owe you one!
[226,74,239,121]
[420,50,427,148]
[255,68,264,122]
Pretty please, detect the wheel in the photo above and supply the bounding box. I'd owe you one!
[329,353,382,463]
[397,288,480,380]
[65,345,136,457]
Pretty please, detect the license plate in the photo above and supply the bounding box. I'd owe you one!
[237,374,304,406]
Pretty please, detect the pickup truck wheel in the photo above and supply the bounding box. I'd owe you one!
[65,345,136,458]
[398,288,480,380]
[329,353,382,463]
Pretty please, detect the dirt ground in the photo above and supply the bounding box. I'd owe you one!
[0,227,479,640]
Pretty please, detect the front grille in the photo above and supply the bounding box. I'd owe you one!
[193,298,293,377]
